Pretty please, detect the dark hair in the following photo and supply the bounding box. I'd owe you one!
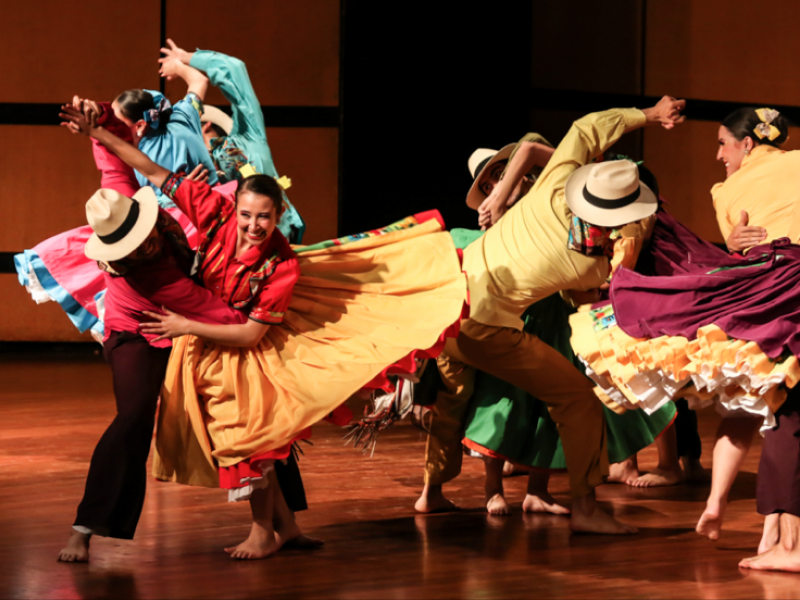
[207,122,227,138]
[236,174,284,211]
[114,89,156,122]
[721,107,790,148]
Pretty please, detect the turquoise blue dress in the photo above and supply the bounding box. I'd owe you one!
[190,50,306,243]
[137,90,219,209]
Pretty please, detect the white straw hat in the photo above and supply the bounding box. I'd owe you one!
[465,144,515,210]
[201,105,233,135]
[84,187,159,261]
[564,160,657,227]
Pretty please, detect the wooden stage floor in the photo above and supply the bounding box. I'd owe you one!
[2,352,799,600]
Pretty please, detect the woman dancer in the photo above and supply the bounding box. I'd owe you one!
[61,103,468,559]
[159,40,306,243]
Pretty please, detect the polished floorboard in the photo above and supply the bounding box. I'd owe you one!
[1,353,798,599]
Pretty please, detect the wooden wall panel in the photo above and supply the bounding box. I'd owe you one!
[0,126,100,252]
[164,0,339,107]
[645,0,800,105]
[0,276,92,342]
[0,1,160,103]
[532,0,642,94]
[267,128,338,244]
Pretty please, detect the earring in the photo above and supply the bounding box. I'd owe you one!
[744,148,750,156]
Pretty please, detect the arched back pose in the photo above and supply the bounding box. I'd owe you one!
[61,102,468,560]
[417,96,686,533]
[159,40,306,243]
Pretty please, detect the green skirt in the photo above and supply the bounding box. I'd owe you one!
[450,229,676,470]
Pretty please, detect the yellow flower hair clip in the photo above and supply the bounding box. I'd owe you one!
[754,108,781,141]
[276,176,292,191]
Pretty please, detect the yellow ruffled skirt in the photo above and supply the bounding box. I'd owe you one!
[153,215,468,488]
[569,304,800,428]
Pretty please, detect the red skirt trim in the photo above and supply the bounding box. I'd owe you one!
[461,438,565,474]
[218,427,311,490]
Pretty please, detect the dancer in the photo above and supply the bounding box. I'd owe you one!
[61,104,468,559]
[416,96,686,533]
[56,186,251,562]
[159,40,306,243]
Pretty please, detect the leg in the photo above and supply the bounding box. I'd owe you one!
[523,470,570,515]
[759,513,781,555]
[628,423,683,487]
[484,457,511,515]
[273,467,324,551]
[225,468,279,560]
[415,350,474,513]
[453,321,635,535]
[60,332,170,561]
[696,416,761,540]
[740,513,800,572]
[675,399,709,483]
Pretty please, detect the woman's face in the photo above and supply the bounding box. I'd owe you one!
[478,161,506,197]
[717,125,751,178]
[236,191,282,248]
[111,100,146,146]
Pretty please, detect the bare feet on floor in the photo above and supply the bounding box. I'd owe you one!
[627,466,683,488]
[569,494,638,535]
[522,492,571,515]
[607,457,639,484]
[58,530,90,563]
[758,513,781,555]
[486,493,512,515]
[415,484,458,514]
[225,523,282,560]
[696,500,726,540]
[740,514,800,572]
[680,456,711,484]
[281,534,325,551]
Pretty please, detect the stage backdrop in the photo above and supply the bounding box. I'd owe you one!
[0,0,341,342]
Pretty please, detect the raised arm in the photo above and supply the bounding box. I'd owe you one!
[162,40,265,141]
[60,103,170,189]
[159,57,209,102]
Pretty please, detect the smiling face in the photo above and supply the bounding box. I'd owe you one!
[236,191,283,250]
[717,125,752,178]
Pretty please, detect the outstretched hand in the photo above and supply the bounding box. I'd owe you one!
[185,163,211,184]
[140,307,192,342]
[158,56,184,82]
[644,96,687,130]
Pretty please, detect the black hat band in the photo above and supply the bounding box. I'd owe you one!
[98,200,140,245]
[582,185,640,209]
[473,156,494,181]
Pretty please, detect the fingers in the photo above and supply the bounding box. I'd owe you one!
[141,310,165,320]
[167,38,178,50]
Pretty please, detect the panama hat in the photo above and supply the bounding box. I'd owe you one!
[564,160,657,227]
[84,187,159,261]
[465,144,515,210]
[201,105,233,135]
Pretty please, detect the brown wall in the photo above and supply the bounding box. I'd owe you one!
[0,1,340,342]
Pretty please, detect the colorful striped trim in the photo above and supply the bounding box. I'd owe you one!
[295,215,421,254]
[161,173,183,200]
[249,310,284,325]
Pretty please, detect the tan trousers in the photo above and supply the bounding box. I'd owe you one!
[424,319,608,497]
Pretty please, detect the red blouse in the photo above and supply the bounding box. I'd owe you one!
[161,173,300,324]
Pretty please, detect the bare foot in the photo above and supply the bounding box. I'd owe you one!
[680,456,711,484]
[486,493,512,516]
[415,484,458,514]
[758,513,781,555]
[739,543,800,572]
[696,500,726,540]
[225,523,282,560]
[607,457,639,484]
[569,494,638,535]
[523,492,571,515]
[628,466,683,488]
[58,530,90,563]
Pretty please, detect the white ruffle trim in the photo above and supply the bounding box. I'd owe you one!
[24,267,54,304]
[227,460,276,503]
[579,357,778,432]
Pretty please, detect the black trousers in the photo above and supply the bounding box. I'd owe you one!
[674,399,702,460]
[757,388,800,518]
[74,332,307,540]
